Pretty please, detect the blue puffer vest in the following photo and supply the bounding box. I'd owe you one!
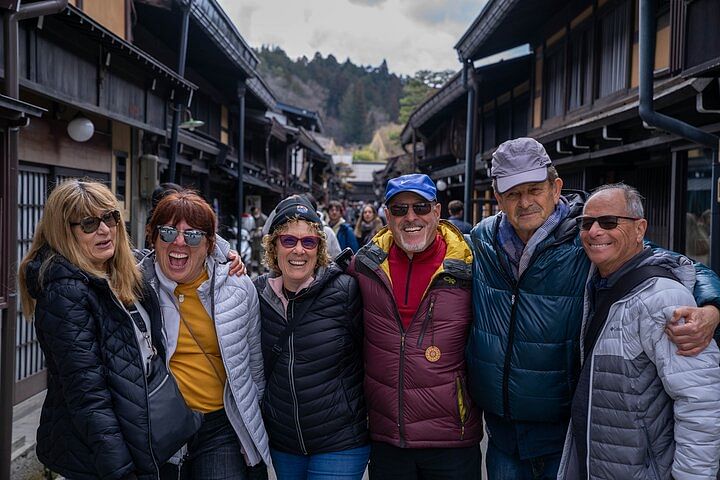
[466,193,589,423]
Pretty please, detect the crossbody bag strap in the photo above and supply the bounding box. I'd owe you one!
[126,302,157,373]
[177,268,225,385]
[178,311,226,386]
[584,265,678,355]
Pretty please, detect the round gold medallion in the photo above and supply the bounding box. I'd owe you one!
[425,345,441,363]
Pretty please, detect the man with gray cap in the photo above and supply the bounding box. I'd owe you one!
[349,173,483,479]
[465,137,720,479]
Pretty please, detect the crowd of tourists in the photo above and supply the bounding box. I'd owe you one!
[18,136,720,480]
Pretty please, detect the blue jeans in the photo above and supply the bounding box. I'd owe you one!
[486,441,561,480]
[270,445,370,480]
[160,408,266,480]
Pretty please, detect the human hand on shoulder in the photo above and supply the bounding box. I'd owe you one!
[226,250,247,277]
[666,305,720,356]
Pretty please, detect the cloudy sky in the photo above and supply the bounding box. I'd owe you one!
[216,0,488,77]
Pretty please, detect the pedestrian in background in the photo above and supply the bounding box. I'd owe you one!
[255,195,368,479]
[303,193,342,258]
[251,206,268,274]
[145,190,270,479]
[328,199,359,253]
[349,173,482,479]
[354,203,383,248]
[447,199,472,234]
[18,180,176,479]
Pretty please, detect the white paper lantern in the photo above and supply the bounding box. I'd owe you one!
[67,116,94,142]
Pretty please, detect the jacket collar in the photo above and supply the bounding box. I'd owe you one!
[357,220,472,281]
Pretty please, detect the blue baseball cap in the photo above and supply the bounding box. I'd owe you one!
[384,174,437,203]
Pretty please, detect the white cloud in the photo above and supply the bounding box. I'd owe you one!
[216,0,483,75]
[348,0,388,5]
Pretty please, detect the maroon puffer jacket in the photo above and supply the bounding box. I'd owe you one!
[349,222,482,448]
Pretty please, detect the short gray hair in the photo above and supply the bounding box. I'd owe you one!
[587,183,645,218]
[492,165,559,192]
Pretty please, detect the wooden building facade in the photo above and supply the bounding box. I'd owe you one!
[405,0,720,261]
[10,0,331,405]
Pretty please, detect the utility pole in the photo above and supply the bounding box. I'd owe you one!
[166,0,192,183]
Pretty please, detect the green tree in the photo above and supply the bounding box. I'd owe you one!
[340,81,369,144]
[399,78,433,125]
[398,69,457,125]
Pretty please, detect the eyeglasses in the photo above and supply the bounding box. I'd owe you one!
[388,202,434,217]
[576,215,640,231]
[70,210,120,233]
[156,225,207,247]
[278,234,320,250]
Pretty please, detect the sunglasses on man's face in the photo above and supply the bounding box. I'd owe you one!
[70,210,121,233]
[576,215,640,231]
[278,234,320,250]
[388,202,434,217]
[156,225,207,247]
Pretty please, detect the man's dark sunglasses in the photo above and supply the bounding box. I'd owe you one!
[70,210,120,233]
[388,202,434,217]
[156,225,207,247]
[278,234,320,250]
[576,215,640,231]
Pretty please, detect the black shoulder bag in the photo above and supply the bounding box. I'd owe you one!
[583,265,678,356]
[127,304,203,465]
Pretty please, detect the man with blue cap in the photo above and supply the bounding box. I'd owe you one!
[465,137,720,479]
[348,173,483,479]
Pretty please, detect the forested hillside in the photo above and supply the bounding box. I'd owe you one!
[255,46,403,146]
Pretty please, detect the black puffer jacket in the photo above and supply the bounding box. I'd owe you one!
[254,264,368,454]
[26,248,165,480]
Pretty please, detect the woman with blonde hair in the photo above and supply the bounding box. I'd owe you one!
[254,195,368,479]
[18,179,183,479]
[354,203,383,248]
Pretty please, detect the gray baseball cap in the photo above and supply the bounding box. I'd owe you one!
[491,138,552,194]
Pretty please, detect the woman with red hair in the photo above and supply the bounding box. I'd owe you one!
[145,190,269,479]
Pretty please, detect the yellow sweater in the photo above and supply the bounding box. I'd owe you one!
[170,270,227,413]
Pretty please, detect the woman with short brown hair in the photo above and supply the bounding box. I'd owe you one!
[145,190,269,479]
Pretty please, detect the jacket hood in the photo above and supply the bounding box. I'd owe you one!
[25,247,91,300]
[369,220,472,266]
[592,248,696,292]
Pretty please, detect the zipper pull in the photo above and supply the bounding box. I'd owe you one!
[401,334,406,349]
[511,294,516,305]
[178,294,185,303]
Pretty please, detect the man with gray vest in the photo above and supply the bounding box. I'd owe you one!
[465,137,720,479]
[558,184,720,479]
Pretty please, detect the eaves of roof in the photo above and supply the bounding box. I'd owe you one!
[401,72,464,145]
[190,0,259,78]
[298,127,326,158]
[247,77,278,111]
[61,5,197,93]
[455,0,521,62]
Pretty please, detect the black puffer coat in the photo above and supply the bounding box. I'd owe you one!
[26,249,165,480]
[254,264,368,454]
